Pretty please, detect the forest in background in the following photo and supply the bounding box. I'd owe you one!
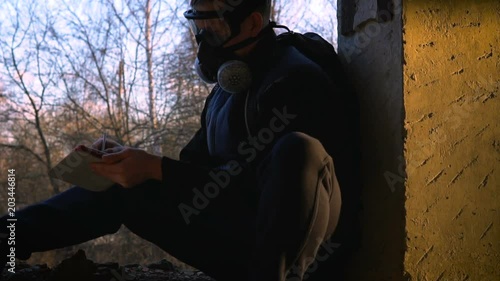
[0,0,337,269]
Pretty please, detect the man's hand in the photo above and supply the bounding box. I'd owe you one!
[90,147,162,188]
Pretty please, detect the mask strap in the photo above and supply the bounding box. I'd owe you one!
[271,22,291,32]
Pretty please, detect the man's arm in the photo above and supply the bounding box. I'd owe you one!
[91,90,217,188]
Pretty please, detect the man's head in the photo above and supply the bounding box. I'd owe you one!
[185,0,271,54]
[184,0,273,92]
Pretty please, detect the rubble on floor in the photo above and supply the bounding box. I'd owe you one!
[1,249,215,281]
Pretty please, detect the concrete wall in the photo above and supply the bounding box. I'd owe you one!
[337,0,406,280]
[403,0,500,280]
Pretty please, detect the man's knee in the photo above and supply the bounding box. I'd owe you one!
[271,132,329,167]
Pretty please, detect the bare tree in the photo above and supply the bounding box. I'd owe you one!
[272,0,338,47]
[0,1,62,195]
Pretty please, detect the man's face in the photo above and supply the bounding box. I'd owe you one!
[190,2,231,46]
[191,18,233,47]
[191,2,255,49]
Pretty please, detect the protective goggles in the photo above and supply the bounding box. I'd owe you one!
[184,9,234,47]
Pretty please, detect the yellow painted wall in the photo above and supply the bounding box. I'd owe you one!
[403,0,500,280]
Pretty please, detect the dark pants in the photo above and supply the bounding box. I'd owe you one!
[0,132,342,281]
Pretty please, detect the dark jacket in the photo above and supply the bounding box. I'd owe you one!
[161,29,361,258]
[170,30,358,165]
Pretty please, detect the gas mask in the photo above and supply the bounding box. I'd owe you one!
[194,40,254,94]
[183,3,267,94]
